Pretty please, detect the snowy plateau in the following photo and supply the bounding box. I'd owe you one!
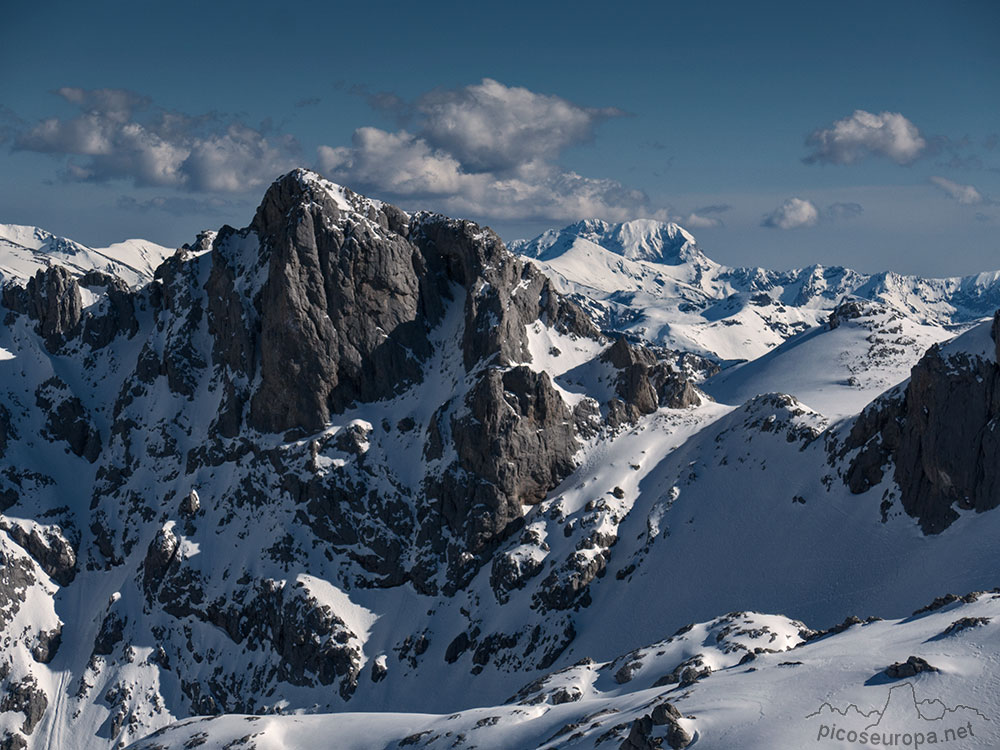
[1,168,999,750]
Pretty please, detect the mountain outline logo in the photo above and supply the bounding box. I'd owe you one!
[806,683,989,747]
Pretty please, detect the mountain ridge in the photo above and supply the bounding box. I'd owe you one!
[513,217,1000,366]
[0,169,999,750]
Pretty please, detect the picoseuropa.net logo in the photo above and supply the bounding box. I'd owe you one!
[805,683,989,747]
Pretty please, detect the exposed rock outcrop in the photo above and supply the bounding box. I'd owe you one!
[445,366,578,546]
[842,313,1000,533]
[884,655,939,679]
[409,213,599,371]
[35,377,102,463]
[2,266,82,351]
[0,676,47,737]
[0,520,77,586]
[619,700,692,750]
[249,172,439,433]
[602,337,702,426]
[79,271,140,349]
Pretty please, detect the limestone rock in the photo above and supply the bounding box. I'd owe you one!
[885,655,939,679]
[843,317,1000,533]
[179,490,200,519]
[249,170,437,433]
[35,377,102,463]
[441,366,578,562]
[0,520,77,586]
[2,266,82,352]
[602,337,702,426]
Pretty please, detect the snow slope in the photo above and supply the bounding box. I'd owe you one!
[704,298,956,419]
[129,593,1000,749]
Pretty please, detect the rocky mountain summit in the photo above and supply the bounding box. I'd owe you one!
[1,170,1000,750]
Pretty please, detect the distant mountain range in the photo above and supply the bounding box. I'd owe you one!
[513,217,1000,362]
[0,224,173,288]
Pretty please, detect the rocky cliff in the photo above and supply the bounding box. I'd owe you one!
[842,313,1000,532]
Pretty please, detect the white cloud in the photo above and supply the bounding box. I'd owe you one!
[15,88,299,193]
[681,212,723,229]
[929,176,986,205]
[804,110,926,165]
[318,128,467,196]
[317,80,661,223]
[679,203,731,228]
[761,198,820,229]
[320,126,658,223]
[414,78,622,172]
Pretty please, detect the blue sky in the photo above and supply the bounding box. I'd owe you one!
[2,0,998,275]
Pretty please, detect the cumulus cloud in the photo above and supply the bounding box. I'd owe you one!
[319,128,467,197]
[761,198,820,229]
[804,110,926,165]
[316,79,659,223]
[14,88,299,193]
[412,78,623,172]
[320,126,654,222]
[681,213,723,229]
[929,176,988,205]
[761,198,865,229]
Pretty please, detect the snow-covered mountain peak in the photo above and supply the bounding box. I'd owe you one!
[0,223,65,251]
[0,222,174,288]
[277,167,408,226]
[514,217,709,268]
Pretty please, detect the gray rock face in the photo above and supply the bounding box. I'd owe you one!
[0,546,36,630]
[602,337,703,426]
[235,186,600,436]
[179,490,200,518]
[2,266,83,352]
[79,271,139,348]
[30,626,61,664]
[249,171,438,434]
[885,655,938,679]
[35,377,102,463]
[843,314,1000,533]
[142,526,180,599]
[0,520,77,586]
[409,214,598,371]
[0,676,47,737]
[92,610,125,656]
[446,366,578,551]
